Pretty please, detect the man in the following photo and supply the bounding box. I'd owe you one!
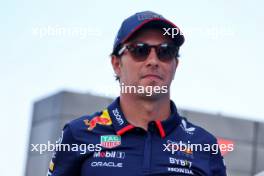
[47,11,227,176]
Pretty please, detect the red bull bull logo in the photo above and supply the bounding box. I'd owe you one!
[84,109,112,131]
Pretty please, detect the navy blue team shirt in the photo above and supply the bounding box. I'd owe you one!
[47,97,227,176]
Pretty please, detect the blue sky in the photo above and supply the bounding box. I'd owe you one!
[0,0,263,175]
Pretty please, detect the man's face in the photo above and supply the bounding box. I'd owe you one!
[112,28,179,98]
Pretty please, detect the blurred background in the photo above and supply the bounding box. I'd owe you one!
[0,0,263,175]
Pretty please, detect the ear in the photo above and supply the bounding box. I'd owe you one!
[172,58,179,80]
[175,58,179,69]
[111,55,121,78]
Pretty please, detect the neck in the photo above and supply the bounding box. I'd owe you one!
[119,94,171,130]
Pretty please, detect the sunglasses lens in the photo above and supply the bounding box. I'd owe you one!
[129,43,150,61]
[124,43,178,62]
[158,44,178,61]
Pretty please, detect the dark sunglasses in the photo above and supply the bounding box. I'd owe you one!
[118,42,179,62]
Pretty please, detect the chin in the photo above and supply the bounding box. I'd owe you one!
[141,80,160,87]
[137,92,166,101]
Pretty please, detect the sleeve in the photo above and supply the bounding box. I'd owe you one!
[209,139,227,176]
[47,124,82,176]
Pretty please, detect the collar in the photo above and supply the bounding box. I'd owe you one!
[107,97,182,138]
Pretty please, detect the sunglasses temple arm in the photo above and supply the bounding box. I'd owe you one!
[118,46,127,56]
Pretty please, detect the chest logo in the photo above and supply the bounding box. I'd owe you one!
[100,135,121,149]
[84,110,112,131]
[180,119,195,135]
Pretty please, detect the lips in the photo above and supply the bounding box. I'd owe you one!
[142,74,163,80]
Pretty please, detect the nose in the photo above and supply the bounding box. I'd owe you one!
[145,48,159,68]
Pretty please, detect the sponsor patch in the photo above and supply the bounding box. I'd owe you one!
[91,161,123,168]
[93,151,125,159]
[164,140,194,158]
[180,119,195,135]
[49,161,54,171]
[84,109,112,131]
[112,108,124,126]
[100,135,121,149]
[168,167,194,175]
[169,157,192,168]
